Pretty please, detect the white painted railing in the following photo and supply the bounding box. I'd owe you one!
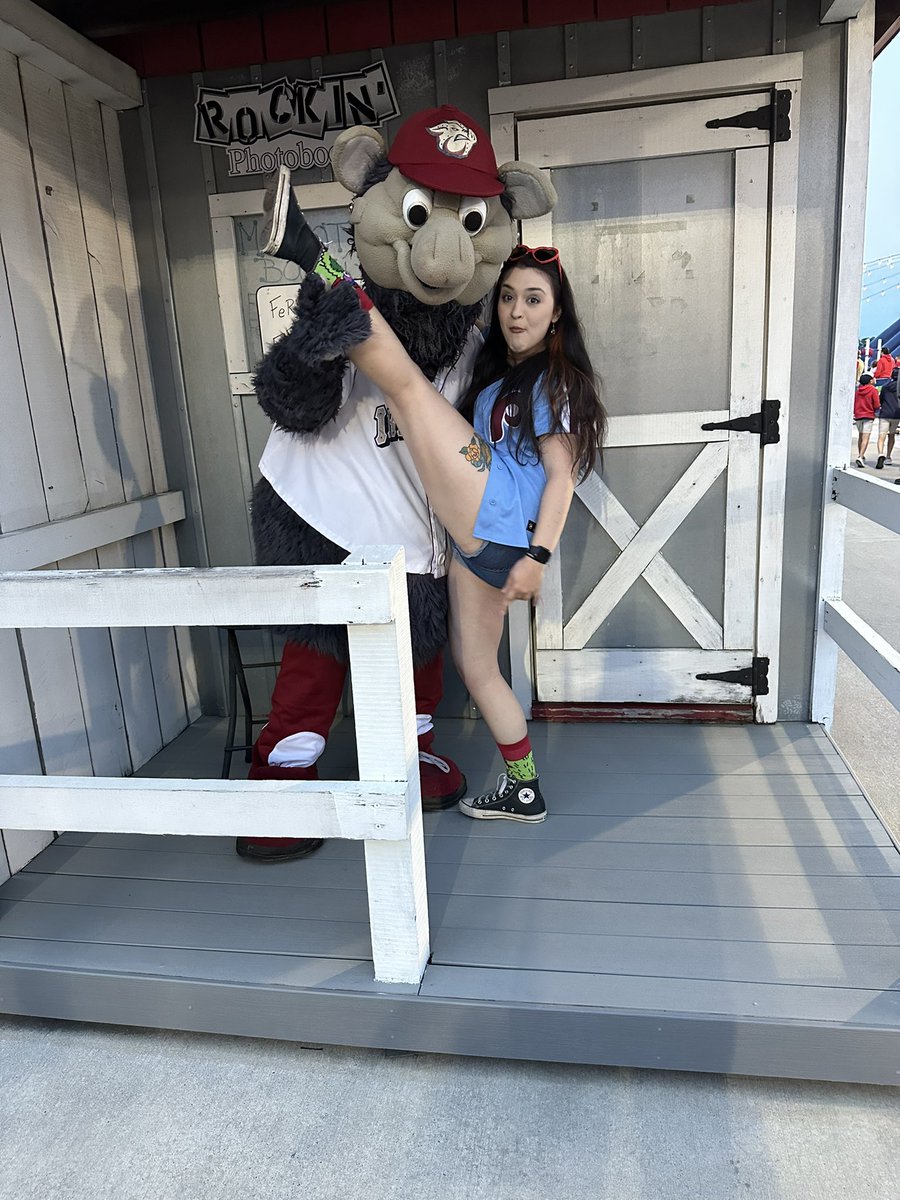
[813,470,900,721]
[0,547,429,985]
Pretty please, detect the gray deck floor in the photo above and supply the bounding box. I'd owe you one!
[2,718,900,1084]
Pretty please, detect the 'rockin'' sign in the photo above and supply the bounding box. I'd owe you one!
[194,61,399,177]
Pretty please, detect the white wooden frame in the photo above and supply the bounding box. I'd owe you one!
[522,136,764,684]
[490,53,803,720]
[811,0,877,727]
[0,548,429,986]
[208,181,353,523]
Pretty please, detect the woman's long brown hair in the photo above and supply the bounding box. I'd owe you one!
[458,253,606,478]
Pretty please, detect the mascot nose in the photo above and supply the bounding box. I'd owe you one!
[409,210,475,290]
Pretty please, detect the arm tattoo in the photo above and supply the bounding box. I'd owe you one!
[460,434,492,472]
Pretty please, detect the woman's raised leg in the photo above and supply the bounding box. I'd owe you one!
[347,304,495,555]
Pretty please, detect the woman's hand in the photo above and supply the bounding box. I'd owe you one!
[502,555,545,603]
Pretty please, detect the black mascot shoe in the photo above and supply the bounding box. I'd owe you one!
[261,165,322,271]
[235,836,325,863]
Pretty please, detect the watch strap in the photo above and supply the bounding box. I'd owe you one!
[525,544,552,564]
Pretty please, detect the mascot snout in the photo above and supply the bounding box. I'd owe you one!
[408,209,475,292]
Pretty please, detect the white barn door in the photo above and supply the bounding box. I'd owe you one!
[518,93,790,715]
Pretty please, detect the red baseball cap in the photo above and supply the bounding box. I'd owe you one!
[387,105,504,197]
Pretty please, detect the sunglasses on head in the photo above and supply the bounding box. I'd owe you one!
[507,244,563,278]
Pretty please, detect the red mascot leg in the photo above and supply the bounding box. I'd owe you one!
[237,641,347,863]
[414,652,467,810]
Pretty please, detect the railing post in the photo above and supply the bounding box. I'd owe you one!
[810,4,874,727]
[346,549,429,986]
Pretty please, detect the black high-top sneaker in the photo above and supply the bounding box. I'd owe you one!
[459,773,547,823]
[260,165,322,270]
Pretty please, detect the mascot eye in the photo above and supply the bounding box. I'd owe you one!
[458,197,488,236]
[402,188,433,230]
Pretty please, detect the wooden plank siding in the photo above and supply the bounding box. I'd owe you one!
[1,718,898,1083]
[0,46,193,872]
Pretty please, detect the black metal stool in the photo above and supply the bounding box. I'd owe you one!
[221,628,280,779]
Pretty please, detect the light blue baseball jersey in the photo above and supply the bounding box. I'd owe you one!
[472,375,564,547]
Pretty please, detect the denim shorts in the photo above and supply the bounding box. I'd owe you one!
[451,539,526,589]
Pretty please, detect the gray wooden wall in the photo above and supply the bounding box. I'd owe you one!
[121,0,845,721]
[0,47,198,880]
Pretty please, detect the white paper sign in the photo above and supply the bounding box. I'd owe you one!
[256,284,302,353]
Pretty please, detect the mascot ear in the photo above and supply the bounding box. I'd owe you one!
[497,162,558,219]
[331,127,388,194]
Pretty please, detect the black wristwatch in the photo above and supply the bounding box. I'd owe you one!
[524,544,552,564]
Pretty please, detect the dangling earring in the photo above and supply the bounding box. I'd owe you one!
[549,321,557,335]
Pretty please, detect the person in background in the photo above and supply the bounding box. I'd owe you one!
[875,366,899,469]
[854,373,880,467]
[873,347,895,385]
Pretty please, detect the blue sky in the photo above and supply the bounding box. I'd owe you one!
[860,35,900,339]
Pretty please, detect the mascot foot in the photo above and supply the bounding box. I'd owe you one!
[239,753,325,862]
[419,747,467,811]
[236,836,324,863]
[261,165,321,269]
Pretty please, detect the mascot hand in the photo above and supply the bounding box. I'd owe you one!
[251,275,371,433]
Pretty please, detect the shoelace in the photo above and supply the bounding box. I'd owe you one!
[418,750,451,775]
[474,772,512,805]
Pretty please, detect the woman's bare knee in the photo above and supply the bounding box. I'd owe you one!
[457,656,504,698]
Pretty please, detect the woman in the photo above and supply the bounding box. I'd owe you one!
[276,201,606,821]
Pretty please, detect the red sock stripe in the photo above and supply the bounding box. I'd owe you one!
[498,734,532,761]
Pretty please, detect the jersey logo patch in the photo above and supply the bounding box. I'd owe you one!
[426,120,477,159]
[490,397,522,444]
[374,404,404,447]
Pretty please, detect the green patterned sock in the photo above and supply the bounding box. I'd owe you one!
[504,750,537,782]
[312,249,354,288]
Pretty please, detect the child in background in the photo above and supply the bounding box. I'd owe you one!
[854,373,880,467]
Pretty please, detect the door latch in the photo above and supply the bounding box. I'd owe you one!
[706,89,792,142]
[701,400,780,446]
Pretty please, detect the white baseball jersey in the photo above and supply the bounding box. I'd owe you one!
[259,328,483,576]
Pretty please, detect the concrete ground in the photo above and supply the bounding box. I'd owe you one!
[2,456,899,1200]
[2,1018,899,1200]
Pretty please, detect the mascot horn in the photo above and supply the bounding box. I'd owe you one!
[237,105,556,862]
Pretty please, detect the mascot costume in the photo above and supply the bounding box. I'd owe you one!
[238,105,556,861]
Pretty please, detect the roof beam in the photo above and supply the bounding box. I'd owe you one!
[820,0,866,21]
[0,0,140,109]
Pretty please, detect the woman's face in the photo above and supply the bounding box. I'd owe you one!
[496,266,561,365]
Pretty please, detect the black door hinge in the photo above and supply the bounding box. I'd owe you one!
[701,400,780,446]
[706,89,792,143]
[696,656,769,695]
